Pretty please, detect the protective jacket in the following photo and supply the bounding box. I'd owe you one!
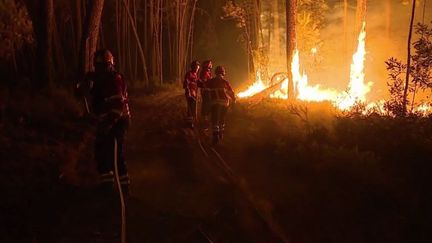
[81,70,131,187]
[183,70,199,98]
[85,71,131,122]
[205,76,236,106]
[198,68,212,87]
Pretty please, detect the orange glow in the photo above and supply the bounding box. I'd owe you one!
[237,21,431,116]
[237,71,268,98]
[239,22,372,111]
[269,50,339,101]
[311,47,317,54]
[336,22,372,110]
[414,103,432,115]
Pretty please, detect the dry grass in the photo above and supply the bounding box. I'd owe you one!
[0,88,96,241]
[224,98,432,243]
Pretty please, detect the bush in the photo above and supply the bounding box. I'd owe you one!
[226,99,432,242]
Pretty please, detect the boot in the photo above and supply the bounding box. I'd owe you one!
[119,174,131,197]
[185,116,194,129]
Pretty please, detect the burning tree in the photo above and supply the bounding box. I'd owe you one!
[222,0,328,86]
[286,0,297,99]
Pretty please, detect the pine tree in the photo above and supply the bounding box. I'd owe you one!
[24,0,55,88]
[78,0,105,77]
[286,0,297,100]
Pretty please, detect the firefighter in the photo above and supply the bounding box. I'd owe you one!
[206,66,236,145]
[183,60,200,128]
[76,49,131,194]
[198,60,213,127]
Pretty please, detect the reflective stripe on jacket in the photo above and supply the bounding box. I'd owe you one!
[85,71,131,121]
[205,76,235,107]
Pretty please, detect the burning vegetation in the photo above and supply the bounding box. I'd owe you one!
[230,0,432,117]
[239,22,373,111]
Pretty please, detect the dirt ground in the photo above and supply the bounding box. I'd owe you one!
[125,90,285,242]
[2,90,431,243]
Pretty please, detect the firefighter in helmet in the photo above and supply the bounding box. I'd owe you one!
[77,49,131,194]
[183,60,200,128]
[206,66,236,145]
[198,60,213,126]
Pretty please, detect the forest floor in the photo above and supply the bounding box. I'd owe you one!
[1,88,431,243]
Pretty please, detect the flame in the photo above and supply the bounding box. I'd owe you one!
[414,103,432,116]
[269,50,339,101]
[269,78,288,99]
[292,50,339,101]
[237,21,432,116]
[238,21,372,111]
[336,22,372,110]
[237,71,268,98]
[311,47,317,54]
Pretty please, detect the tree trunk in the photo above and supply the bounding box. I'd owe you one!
[121,0,149,85]
[78,0,105,77]
[150,0,164,86]
[403,0,417,114]
[133,0,138,80]
[116,0,122,72]
[250,0,260,49]
[159,0,163,85]
[286,0,297,100]
[149,0,155,83]
[241,0,259,80]
[184,0,197,76]
[24,0,55,89]
[175,0,180,83]
[75,0,83,53]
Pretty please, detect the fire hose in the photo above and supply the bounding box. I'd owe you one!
[78,82,126,242]
[113,138,127,243]
[192,127,290,243]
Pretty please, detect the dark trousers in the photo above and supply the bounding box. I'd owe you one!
[211,104,228,142]
[185,95,197,123]
[201,90,211,118]
[95,117,129,178]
